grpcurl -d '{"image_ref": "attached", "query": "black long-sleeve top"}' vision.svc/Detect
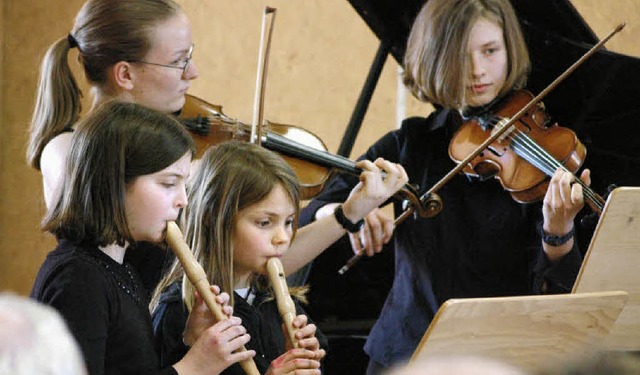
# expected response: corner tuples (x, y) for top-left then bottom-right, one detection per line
(152, 282), (328, 374)
(30, 239), (177, 375)
(299, 108), (584, 367)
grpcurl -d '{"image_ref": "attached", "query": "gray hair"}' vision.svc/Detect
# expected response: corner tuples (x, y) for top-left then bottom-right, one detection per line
(0, 293), (87, 375)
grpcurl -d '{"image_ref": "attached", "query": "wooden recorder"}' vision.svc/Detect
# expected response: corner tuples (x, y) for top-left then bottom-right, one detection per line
(165, 221), (259, 375)
(266, 257), (299, 348)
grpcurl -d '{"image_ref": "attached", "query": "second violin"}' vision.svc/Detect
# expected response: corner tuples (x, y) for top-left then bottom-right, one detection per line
(178, 94), (433, 215)
(179, 94), (330, 198)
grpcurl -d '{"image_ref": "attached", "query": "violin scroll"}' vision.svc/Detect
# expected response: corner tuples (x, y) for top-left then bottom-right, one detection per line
(399, 185), (442, 219)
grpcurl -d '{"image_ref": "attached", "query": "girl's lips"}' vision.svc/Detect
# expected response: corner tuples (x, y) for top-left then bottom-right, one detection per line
(471, 84), (490, 93)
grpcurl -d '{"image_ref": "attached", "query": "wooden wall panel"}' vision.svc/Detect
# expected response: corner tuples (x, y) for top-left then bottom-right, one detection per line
(0, 0), (86, 295)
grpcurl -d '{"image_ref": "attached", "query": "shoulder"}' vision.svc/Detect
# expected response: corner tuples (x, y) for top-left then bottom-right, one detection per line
(151, 282), (189, 336)
(152, 283), (187, 330)
(34, 242), (114, 294)
(362, 118), (426, 161)
(32, 242), (114, 314)
(377, 108), (451, 148)
(399, 108), (453, 135)
(40, 131), (74, 172)
(40, 131), (74, 206)
(156, 282), (184, 309)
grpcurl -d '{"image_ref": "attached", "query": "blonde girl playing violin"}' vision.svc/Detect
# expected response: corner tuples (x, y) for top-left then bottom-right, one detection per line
(151, 141), (405, 374)
(301, 0), (592, 372)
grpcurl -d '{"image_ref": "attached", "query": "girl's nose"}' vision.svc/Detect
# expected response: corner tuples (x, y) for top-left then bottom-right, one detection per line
(183, 60), (199, 80)
(272, 226), (291, 245)
(470, 53), (485, 78)
(175, 185), (188, 209)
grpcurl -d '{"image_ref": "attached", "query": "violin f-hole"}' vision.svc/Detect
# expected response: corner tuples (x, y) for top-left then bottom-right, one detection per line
(486, 144), (507, 157)
(473, 160), (500, 181)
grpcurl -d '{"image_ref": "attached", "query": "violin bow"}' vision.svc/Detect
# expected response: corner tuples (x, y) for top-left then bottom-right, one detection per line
(251, 6), (277, 145)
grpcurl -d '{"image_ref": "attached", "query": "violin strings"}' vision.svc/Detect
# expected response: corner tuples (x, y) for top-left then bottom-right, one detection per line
(505, 123), (602, 209)
(512, 131), (603, 210)
(486, 117), (559, 174)
(507, 129), (601, 205)
(486, 117), (603, 210)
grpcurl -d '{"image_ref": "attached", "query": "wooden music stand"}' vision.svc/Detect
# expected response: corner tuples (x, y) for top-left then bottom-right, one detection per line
(573, 186), (640, 351)
(410, 291), (628, 372)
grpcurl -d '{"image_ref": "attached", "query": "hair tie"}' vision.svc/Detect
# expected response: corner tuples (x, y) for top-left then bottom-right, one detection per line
(67, 33), (78, 49)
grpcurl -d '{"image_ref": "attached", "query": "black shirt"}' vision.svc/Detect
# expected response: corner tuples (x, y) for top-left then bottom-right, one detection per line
(152, 282), (328, 374)
(31, 239), (177, 375)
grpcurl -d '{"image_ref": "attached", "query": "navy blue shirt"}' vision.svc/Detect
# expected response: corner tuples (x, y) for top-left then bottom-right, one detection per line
(300, 109), (584, 367)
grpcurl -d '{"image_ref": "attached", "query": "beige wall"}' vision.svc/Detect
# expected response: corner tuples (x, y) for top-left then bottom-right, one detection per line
(1, 0), (639, 295)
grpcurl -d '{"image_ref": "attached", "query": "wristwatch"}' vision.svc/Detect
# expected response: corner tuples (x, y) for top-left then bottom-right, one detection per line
(334, 205), (365, 233)
(542, 227), (575, 247)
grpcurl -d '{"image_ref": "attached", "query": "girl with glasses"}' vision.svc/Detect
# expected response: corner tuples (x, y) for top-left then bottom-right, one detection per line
(27, 0), (408, 293)
(28, 0), (198, 209)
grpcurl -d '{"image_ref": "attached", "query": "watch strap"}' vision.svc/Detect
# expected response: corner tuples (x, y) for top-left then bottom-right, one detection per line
(334, 205), (365, 233)
(542, 227), (575, 247)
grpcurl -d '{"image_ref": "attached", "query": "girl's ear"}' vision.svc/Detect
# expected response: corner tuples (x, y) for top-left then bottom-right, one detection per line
(111, 61), (135, 91)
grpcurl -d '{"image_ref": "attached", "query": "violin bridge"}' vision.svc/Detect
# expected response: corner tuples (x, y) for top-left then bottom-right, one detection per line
(490, 117), (515, 143)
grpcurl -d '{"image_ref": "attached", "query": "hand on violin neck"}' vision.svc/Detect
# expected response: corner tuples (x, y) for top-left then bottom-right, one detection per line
(542, 168), (591, 235)
(343, 158), (408, 220)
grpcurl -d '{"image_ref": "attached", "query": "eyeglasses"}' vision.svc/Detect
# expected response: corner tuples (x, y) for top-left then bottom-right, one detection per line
(130, 44), (194, 74)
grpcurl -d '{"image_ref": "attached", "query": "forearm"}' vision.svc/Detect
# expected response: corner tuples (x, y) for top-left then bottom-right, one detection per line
(282, 206), (346, 274)
(535, 241), (582, 293)
(285, 151), (407, 274)
(542, 238), (574, 263)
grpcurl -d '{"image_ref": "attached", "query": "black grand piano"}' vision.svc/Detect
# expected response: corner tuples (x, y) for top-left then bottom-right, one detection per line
(302, 1), (640, 373)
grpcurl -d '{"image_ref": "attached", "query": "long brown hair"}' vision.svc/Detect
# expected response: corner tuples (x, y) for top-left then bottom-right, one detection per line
(403, 0), (530, 110)
(43, 101), (194, 247)
(27, 0), (182, 170)
(151, 142), (303, 312)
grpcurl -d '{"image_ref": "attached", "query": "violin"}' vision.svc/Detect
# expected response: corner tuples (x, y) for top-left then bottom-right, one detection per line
(449, 89), (606, 213)
(180, 94), (329, 198)
(178, 94), (433, 214)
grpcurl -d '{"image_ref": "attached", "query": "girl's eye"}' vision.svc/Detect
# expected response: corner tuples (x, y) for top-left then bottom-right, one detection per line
(484, 45), (501, 56)
(162, 181), (177, 188)
(285, 218), (294, 227)
(172, 54), (191, 67)
(257, 220), (270, 227)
